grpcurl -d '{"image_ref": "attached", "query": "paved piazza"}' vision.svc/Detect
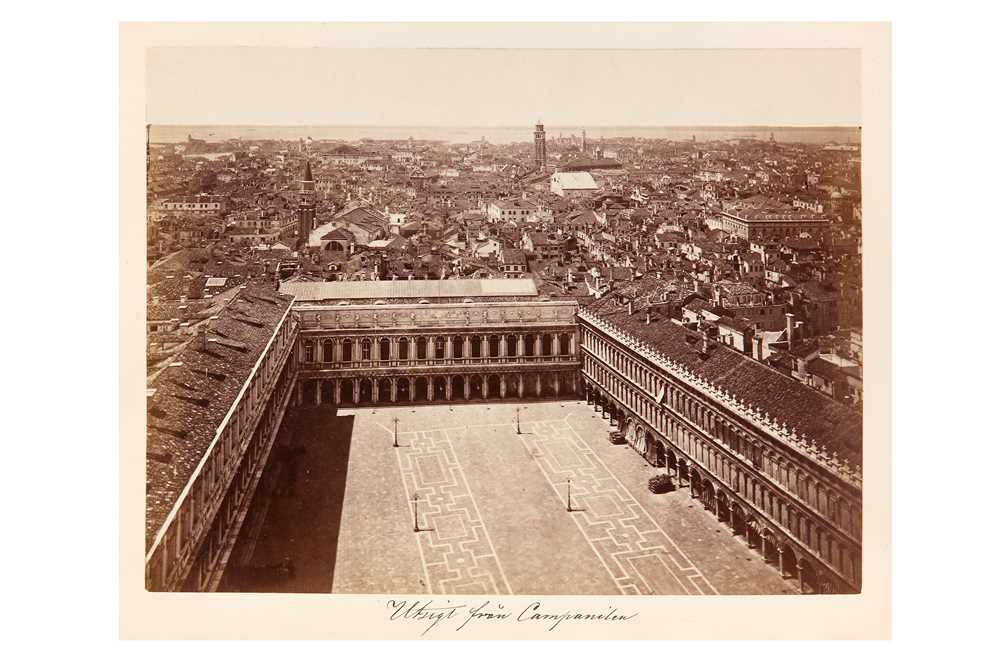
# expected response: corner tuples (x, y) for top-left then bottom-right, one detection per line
(236, 400), (796, 595)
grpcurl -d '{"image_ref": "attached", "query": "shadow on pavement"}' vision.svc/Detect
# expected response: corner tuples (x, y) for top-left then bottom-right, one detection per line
(222, 406), (354, 593)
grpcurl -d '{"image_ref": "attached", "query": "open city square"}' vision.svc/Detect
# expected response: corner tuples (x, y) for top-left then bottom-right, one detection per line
(220, 401), (796, 595)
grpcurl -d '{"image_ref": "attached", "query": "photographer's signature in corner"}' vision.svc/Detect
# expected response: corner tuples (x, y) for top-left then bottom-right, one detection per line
(386, 599), (638, 636)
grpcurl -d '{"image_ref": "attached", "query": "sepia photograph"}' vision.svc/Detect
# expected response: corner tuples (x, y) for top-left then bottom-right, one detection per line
(120, 21), (892, 639)
(12, 2), (1000, 656)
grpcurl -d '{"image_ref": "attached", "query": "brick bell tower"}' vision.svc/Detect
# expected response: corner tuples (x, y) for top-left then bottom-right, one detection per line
(534, 121), (546, 172)
(297, 160), (316, 251)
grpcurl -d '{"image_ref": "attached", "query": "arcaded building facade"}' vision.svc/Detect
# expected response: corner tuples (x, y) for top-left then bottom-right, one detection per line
(577, 291), (862, 593)
(281, 279), (581, 406)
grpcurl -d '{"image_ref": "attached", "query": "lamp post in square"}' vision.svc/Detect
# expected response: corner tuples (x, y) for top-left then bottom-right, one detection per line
(393, 417), (400, 447)
(412, 492), (420, 532)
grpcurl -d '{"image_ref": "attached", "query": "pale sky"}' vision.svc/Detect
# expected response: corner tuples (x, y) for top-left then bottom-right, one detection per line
(146, 47), (860, 127)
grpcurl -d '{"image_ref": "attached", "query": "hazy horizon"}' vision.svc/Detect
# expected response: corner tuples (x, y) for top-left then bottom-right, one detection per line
(149, 123), (861, 146)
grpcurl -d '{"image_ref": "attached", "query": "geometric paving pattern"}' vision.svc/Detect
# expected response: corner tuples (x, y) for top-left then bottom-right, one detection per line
(518, 419), (719, 595)
(394, 429), (512, 595)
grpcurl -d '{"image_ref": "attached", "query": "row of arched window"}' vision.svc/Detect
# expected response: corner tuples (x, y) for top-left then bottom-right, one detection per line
(302, 332), (574, 363)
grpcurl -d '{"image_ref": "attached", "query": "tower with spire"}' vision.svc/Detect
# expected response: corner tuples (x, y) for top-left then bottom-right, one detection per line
(297, 161), (316, 251)
(534, 121), (547, 172)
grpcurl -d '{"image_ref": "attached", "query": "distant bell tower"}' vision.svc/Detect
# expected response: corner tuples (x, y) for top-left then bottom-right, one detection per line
(534, 121), (547, 172)
(297, 160), (316, 250)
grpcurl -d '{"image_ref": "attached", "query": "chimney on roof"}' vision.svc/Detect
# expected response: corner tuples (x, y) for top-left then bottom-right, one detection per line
(627, 300), (633, 316)
(645, 310), (652, 325)
(701, 329), (710, 356)
(713, 284), (722, 307)
(753, 335), (764, 360)
(785, 313), (795, 350)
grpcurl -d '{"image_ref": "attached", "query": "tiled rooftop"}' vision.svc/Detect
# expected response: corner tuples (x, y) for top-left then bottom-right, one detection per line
(583, 288), (862, 466)
(145, 286), (293, 549)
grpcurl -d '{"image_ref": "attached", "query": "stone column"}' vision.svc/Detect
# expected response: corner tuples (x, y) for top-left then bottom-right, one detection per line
(353, 379), (360, 404)
(464, 335), (472, 360)
(517, 375), (525, 398)
(481, 375), (488, 399)
(446, 377), (453, 401)
(796, 562), (805, 592)
(500, 336), (508, 358)
(500, 376), (507, 399)
(778, 546), (785, 577)
(554, 374), (561, 396)
(372, 380), (380, 403)
(391, 378), (398, 403)
(534, 336), (542, 357)
(535, 374), (542, 397)
(463, 376), (471, 400)
(569, 332), (577, 355)
(297, 381), (304, 406)
(314, 381), (322, 405)
(427, 379), (434, 402)
(517, 334), (525, 357)
(334, 380), (341, 405)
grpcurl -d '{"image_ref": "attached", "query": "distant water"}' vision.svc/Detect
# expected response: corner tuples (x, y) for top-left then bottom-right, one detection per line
(149, 125), (860, 146)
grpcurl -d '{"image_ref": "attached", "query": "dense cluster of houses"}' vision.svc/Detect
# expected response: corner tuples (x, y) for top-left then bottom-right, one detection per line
(146, 129), (863, 405)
